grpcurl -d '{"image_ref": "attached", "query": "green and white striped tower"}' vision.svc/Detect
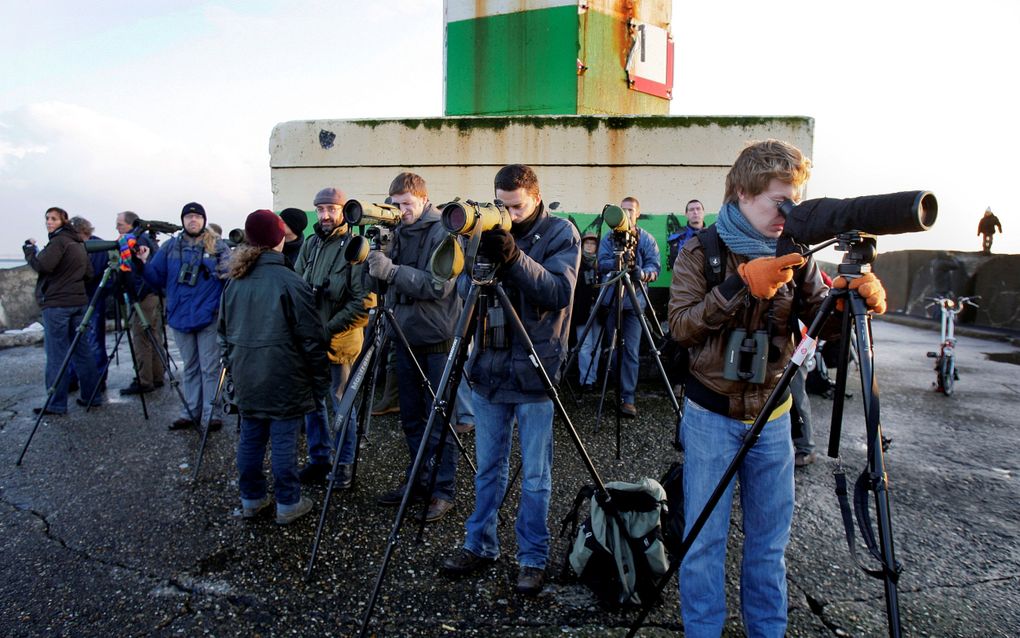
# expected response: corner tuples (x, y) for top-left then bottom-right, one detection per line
(444, 0), (674, 116)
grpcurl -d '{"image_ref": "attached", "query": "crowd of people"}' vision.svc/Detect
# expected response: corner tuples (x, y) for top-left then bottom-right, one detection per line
(23, 141), (890, 637)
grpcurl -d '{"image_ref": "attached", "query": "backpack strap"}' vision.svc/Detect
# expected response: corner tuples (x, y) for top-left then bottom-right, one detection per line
(700, 225), (728, 289)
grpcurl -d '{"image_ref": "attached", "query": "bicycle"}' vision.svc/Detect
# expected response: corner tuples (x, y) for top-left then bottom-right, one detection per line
(925, 295), (979, 396)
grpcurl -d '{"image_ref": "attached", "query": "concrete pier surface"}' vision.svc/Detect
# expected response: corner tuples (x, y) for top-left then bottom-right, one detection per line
(1, 319), (1017, 636)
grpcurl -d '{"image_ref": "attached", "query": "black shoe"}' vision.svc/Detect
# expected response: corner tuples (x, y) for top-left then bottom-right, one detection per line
(120, 382), (154, 396)
(154, 378), (165, 388)
(169, 418), (195, 431)
(33, 407), (66, 416)
(298, 463), (330, 486)
(206, 419), (223, 432)
(376, 484), (425, 507)
(76, 398), (103, 408)
(331, 464), (353, 490)
(441, 549), (495, 576)
(516, 566), (546, 595)
(68, 378), (80, 392)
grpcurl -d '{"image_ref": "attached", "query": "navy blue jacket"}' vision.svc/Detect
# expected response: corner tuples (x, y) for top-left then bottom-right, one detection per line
(460, 205), (580, 403)
(142, 232), (231, 333)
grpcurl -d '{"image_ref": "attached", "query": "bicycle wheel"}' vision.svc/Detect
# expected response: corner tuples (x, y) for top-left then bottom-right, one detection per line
(940, 353), (955, 396)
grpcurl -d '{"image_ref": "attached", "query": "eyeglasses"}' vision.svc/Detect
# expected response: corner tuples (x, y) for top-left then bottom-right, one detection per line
(316, 205), (340, 214)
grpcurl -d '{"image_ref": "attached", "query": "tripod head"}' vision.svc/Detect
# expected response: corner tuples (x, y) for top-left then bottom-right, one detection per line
(833, 231), (878, 279)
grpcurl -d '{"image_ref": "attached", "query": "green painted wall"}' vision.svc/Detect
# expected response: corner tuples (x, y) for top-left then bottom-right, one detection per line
(445, 6), (578, 116)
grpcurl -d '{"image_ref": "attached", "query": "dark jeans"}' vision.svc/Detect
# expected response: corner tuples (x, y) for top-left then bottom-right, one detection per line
(395, 347), (458, 501)
(237, 416), (302, 507)
(42, 305), (101, 412)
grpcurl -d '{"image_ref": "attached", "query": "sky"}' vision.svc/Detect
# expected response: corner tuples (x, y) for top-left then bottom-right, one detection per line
(1, 0), (1017, 258)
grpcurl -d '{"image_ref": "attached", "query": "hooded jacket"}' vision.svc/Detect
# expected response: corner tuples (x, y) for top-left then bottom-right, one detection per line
(294, 223), (372, 365)
(463, 204), (581, 404)
(142, 231), (231, 333)
(24, 225), (93, 309)
(218, 250), (329, 419)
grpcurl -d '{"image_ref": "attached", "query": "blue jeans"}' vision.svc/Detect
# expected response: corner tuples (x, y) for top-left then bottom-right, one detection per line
(464, 391), (554, 569)
(576, 323), (603, 386)
(237, 416), (302, 508)
(42, 306), (101, 412)
(305, 363), (357, 466)
(171, 322), (219, 424)
(395, 348), (458, 500)
(679, 399), (794, 638)
(452, 376), (475, 426)
(605, 309), (642, 403)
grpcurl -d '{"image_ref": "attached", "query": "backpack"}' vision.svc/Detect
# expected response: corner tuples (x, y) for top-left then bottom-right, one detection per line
(559, 478), (670, 608)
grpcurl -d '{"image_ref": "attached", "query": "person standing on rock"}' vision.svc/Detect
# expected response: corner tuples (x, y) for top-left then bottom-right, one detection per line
(977, 207), (1003, 254)
(219, 210), (327, 524)
(440, 164), (580, 596)
(668, 139), (889, 637)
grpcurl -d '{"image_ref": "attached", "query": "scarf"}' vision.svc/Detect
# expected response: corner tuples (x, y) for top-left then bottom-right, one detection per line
(715, 201), (777, 258)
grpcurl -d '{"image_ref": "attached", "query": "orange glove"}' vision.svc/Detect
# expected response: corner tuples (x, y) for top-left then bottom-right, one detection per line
(832, 273), (887, 314)
(737, 254), (806, 300)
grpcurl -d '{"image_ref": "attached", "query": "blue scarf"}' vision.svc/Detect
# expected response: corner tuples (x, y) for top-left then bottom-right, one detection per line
(715, 201), (777, 258)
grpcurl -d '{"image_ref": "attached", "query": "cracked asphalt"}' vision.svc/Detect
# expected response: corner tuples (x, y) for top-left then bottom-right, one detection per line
(1, 318), (1018, 637)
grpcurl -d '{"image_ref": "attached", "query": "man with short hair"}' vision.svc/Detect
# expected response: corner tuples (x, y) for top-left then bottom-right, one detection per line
(363, 172), (462, 523)
(293, 187), (372, 488)
(441, 164), (580, 595)
(668, 139), (887, 636)
(116, 211), (165, 395)
(597, 195), (660, 418)
(138, 202), (231, 431)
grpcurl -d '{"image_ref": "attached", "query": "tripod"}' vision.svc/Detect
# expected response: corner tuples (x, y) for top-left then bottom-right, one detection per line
(304, 298), (480, 580)
(563, 239), (679, 459)
(356, 258), (622, 637)
(627, 233), (902, 638)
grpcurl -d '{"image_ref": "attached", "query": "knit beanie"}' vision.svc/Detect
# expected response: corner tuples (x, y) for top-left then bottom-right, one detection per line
(280, 207), (309, 235)
(245, 209), (285, 249)
(313, 187), (346, 207)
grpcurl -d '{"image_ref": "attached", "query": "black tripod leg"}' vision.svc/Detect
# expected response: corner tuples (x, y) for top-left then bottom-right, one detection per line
(594, 319), (619, 434)
(135, 300), (198, 427)
(120, 299), (150, 420)
(623, 276), (680, 416)
(192, 365), (227, 482)
(625, 293), (841, 638)
(827, 305), (854, 458)
(848, 295), (902, 637)
(357, 285), (480, 638)
(561, 282), (613, 405)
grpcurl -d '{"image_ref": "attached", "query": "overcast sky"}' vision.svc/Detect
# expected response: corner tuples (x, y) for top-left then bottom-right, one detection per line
(1, 0), (1016, 257)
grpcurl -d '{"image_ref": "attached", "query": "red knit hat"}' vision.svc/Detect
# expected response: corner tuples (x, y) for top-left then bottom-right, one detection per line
(245, 209), (285, 248)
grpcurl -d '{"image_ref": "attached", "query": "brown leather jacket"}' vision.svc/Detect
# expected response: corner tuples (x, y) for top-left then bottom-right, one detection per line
(668, 233), (833, 420)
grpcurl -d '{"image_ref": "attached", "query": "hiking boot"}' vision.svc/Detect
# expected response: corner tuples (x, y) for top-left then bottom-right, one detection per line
(169, 418), (195, 431)
(441, 549), (495, 576)
(331, 464), (353, 490)
(275, 496), (314, 525)
(206, 419), (223, 432)
(298, 462), (330, 486)
(241, 495), (273, 520)
(795, 452), (817, 467)
(516, 566), (546, 595)
(415, 498), (454, 523)
(119, 381), (154, 396)
(376, 484), (425, 507)
(620, 402), (638, 418)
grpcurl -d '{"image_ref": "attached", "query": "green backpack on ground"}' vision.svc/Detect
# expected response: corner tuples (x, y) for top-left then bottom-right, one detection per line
(559, 478), (670, 607)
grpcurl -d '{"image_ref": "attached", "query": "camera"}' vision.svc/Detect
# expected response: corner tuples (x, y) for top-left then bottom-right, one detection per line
(343, 199), (402, 264)
(778, 191), (937, 247)
(441, 199), (511, 236)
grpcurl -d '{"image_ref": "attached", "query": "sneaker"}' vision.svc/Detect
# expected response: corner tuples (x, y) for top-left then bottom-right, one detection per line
(298, 462), (330, 486)
(376, 483), (425, 507)
(206, 419), (223, 432)
(331, 464), (353, 490)
(440, 549), (495, 576)
(415, 497), (455, 523)
(119, 381), (154, 396)
(241, 495), (273, 519)
(620, 402), (638, 418)
(33, 406), (66, 416)
(516, 566), (546, 595)
(275, 496), (314, 525)
(169, 418), (195, 431)
(795, 452), (817, 467)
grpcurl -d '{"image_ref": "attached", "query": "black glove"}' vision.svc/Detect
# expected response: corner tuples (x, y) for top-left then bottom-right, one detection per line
(478, 228), (521, 267)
